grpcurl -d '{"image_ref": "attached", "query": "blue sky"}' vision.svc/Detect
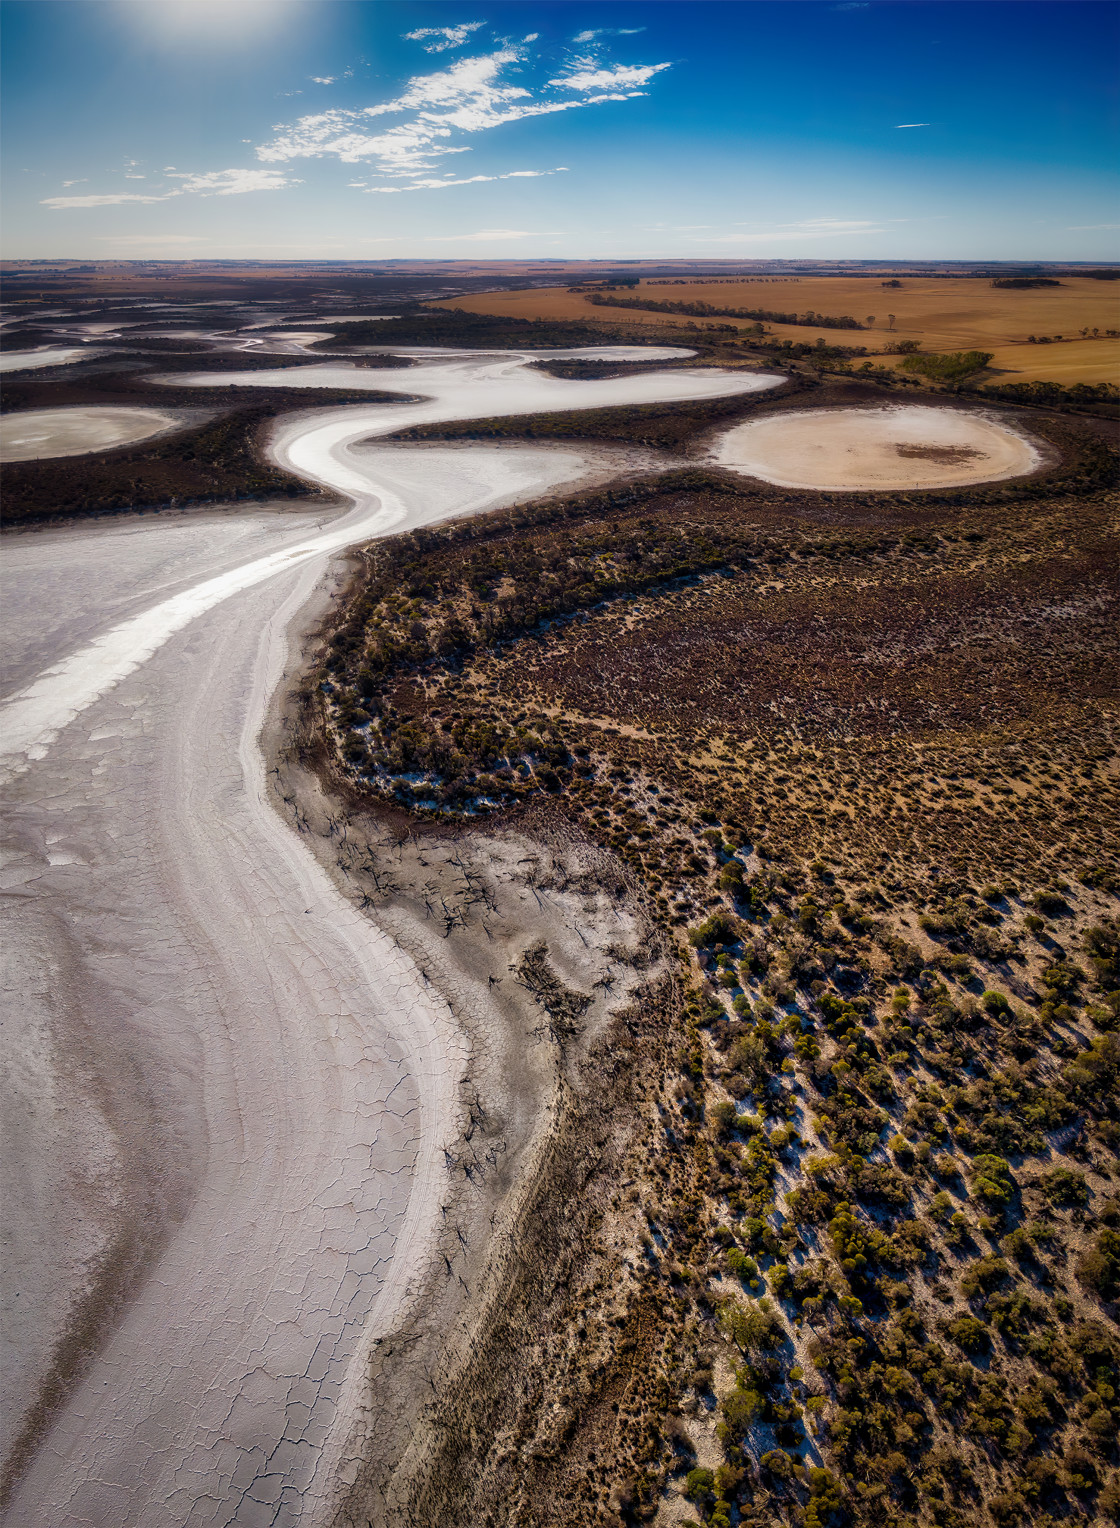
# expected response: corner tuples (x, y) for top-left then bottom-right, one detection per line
(2, 0), (1117, 260)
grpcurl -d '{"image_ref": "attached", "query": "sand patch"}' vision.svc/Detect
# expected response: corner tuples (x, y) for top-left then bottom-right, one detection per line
(0, 407), (183, 463)
(713, 404), (1039, 489)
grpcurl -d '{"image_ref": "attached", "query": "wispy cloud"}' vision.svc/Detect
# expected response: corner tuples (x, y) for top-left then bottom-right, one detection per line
(169, 167), (299, 195)
(61, 178), (88, 187)
(833, 3), (870, 10)
(362, 167), (568, 194)
(43, 192), (170, 208)
(894, 122), (930, 129)
(256, 39), (671, 190)
(550, 63), (669, 93)
(573, 28), (646, 43)
(49, 35), (668, 214)
(310, 75), (335, 84)
(404, 22), (487, 54)
(42, 167), (298, 209)
(1065, 222), (1119, 230)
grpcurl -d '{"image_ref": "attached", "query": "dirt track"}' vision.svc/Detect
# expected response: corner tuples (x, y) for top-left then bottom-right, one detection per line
(0, 352), (774, 1524)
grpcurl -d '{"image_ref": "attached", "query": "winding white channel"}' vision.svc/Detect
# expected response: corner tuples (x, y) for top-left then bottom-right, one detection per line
(1, 351), (778, 1526)
(1, 350), (775, 782)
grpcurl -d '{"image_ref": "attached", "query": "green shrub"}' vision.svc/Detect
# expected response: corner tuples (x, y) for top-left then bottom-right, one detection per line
(711, 1099), (738, 1135)
(726, 1248), (758, 1281)
(1042, 1164), (1089, 1206)
(981, 990), (1012, 1017)
(900, 349), (994, 383)
(759, 1448), (795, 1479)
(722, 1296), (785, 1352)
(684, 1466), (714, 1501)
(969, 1154), (1015, 1210)
(689, 911), (742, 948)
(949, 1315), (991, 1353)
(1076, 1228), (1120, 1300)
(720, 1386), (762, 1434)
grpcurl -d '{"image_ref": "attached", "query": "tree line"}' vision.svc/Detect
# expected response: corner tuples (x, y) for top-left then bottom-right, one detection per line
(585, 293), (866, 329)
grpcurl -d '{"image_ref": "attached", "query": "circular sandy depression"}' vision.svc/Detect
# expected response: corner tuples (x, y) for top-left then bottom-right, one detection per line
(0, 406), (182, 462)
(714, 404), (1039, 490)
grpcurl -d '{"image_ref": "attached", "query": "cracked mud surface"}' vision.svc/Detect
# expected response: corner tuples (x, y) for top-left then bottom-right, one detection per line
(0, 351), (765, 1525)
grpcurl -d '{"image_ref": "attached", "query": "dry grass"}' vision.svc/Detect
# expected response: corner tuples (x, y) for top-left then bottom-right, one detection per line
(430, 277), (1120, 385)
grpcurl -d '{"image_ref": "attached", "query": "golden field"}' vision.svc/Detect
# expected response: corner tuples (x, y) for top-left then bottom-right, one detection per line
(430, 276), (1120, 384)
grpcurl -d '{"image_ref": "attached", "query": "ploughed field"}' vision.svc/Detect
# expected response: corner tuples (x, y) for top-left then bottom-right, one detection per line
(316, 390), (1120, 1528)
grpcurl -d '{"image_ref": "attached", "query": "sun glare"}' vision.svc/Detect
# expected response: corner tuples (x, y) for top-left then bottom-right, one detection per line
(114, 0), (308, 47)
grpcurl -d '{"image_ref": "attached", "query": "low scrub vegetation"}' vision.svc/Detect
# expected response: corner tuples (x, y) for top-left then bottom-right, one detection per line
(317, 389), (1119, 1526)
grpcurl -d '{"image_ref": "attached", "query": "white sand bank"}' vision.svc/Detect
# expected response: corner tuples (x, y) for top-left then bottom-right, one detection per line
(714, 404), (1040, 490)
(0, 406), (183, 462)
(166, 348), (774, 411)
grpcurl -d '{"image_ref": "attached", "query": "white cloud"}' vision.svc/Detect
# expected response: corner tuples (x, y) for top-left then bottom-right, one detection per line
(573, 28), (646, 42)
(310, 75), (335, 84)
(167, 167), (297, 194)
(1066, 222), (1120, 230)
(61, 178), (88, 187)
(256, 40), (671, 188)
(42, 166), (298, 209)
(894, 123), (930, 129)
(404, 22), (486, 54)
(364, 166), (568, 194)
(43, 192), (171, 208)
(424, 228), (550, 241)
(550, 62), (669, 92)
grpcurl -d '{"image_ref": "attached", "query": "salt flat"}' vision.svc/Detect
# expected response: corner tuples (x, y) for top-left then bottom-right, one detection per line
(0, 348), (103, 374)
(0, 406), (184, 463)
(0, 350), (777, 1525)
(714, 403), (1040, 489)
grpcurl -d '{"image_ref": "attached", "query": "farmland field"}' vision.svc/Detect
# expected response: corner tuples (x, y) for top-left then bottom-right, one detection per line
(430, 276), (1120, 384)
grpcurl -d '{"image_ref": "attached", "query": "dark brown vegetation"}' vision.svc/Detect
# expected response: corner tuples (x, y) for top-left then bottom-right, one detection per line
(316, 387), (1120, 1527)
(315, 309), (688, 351)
